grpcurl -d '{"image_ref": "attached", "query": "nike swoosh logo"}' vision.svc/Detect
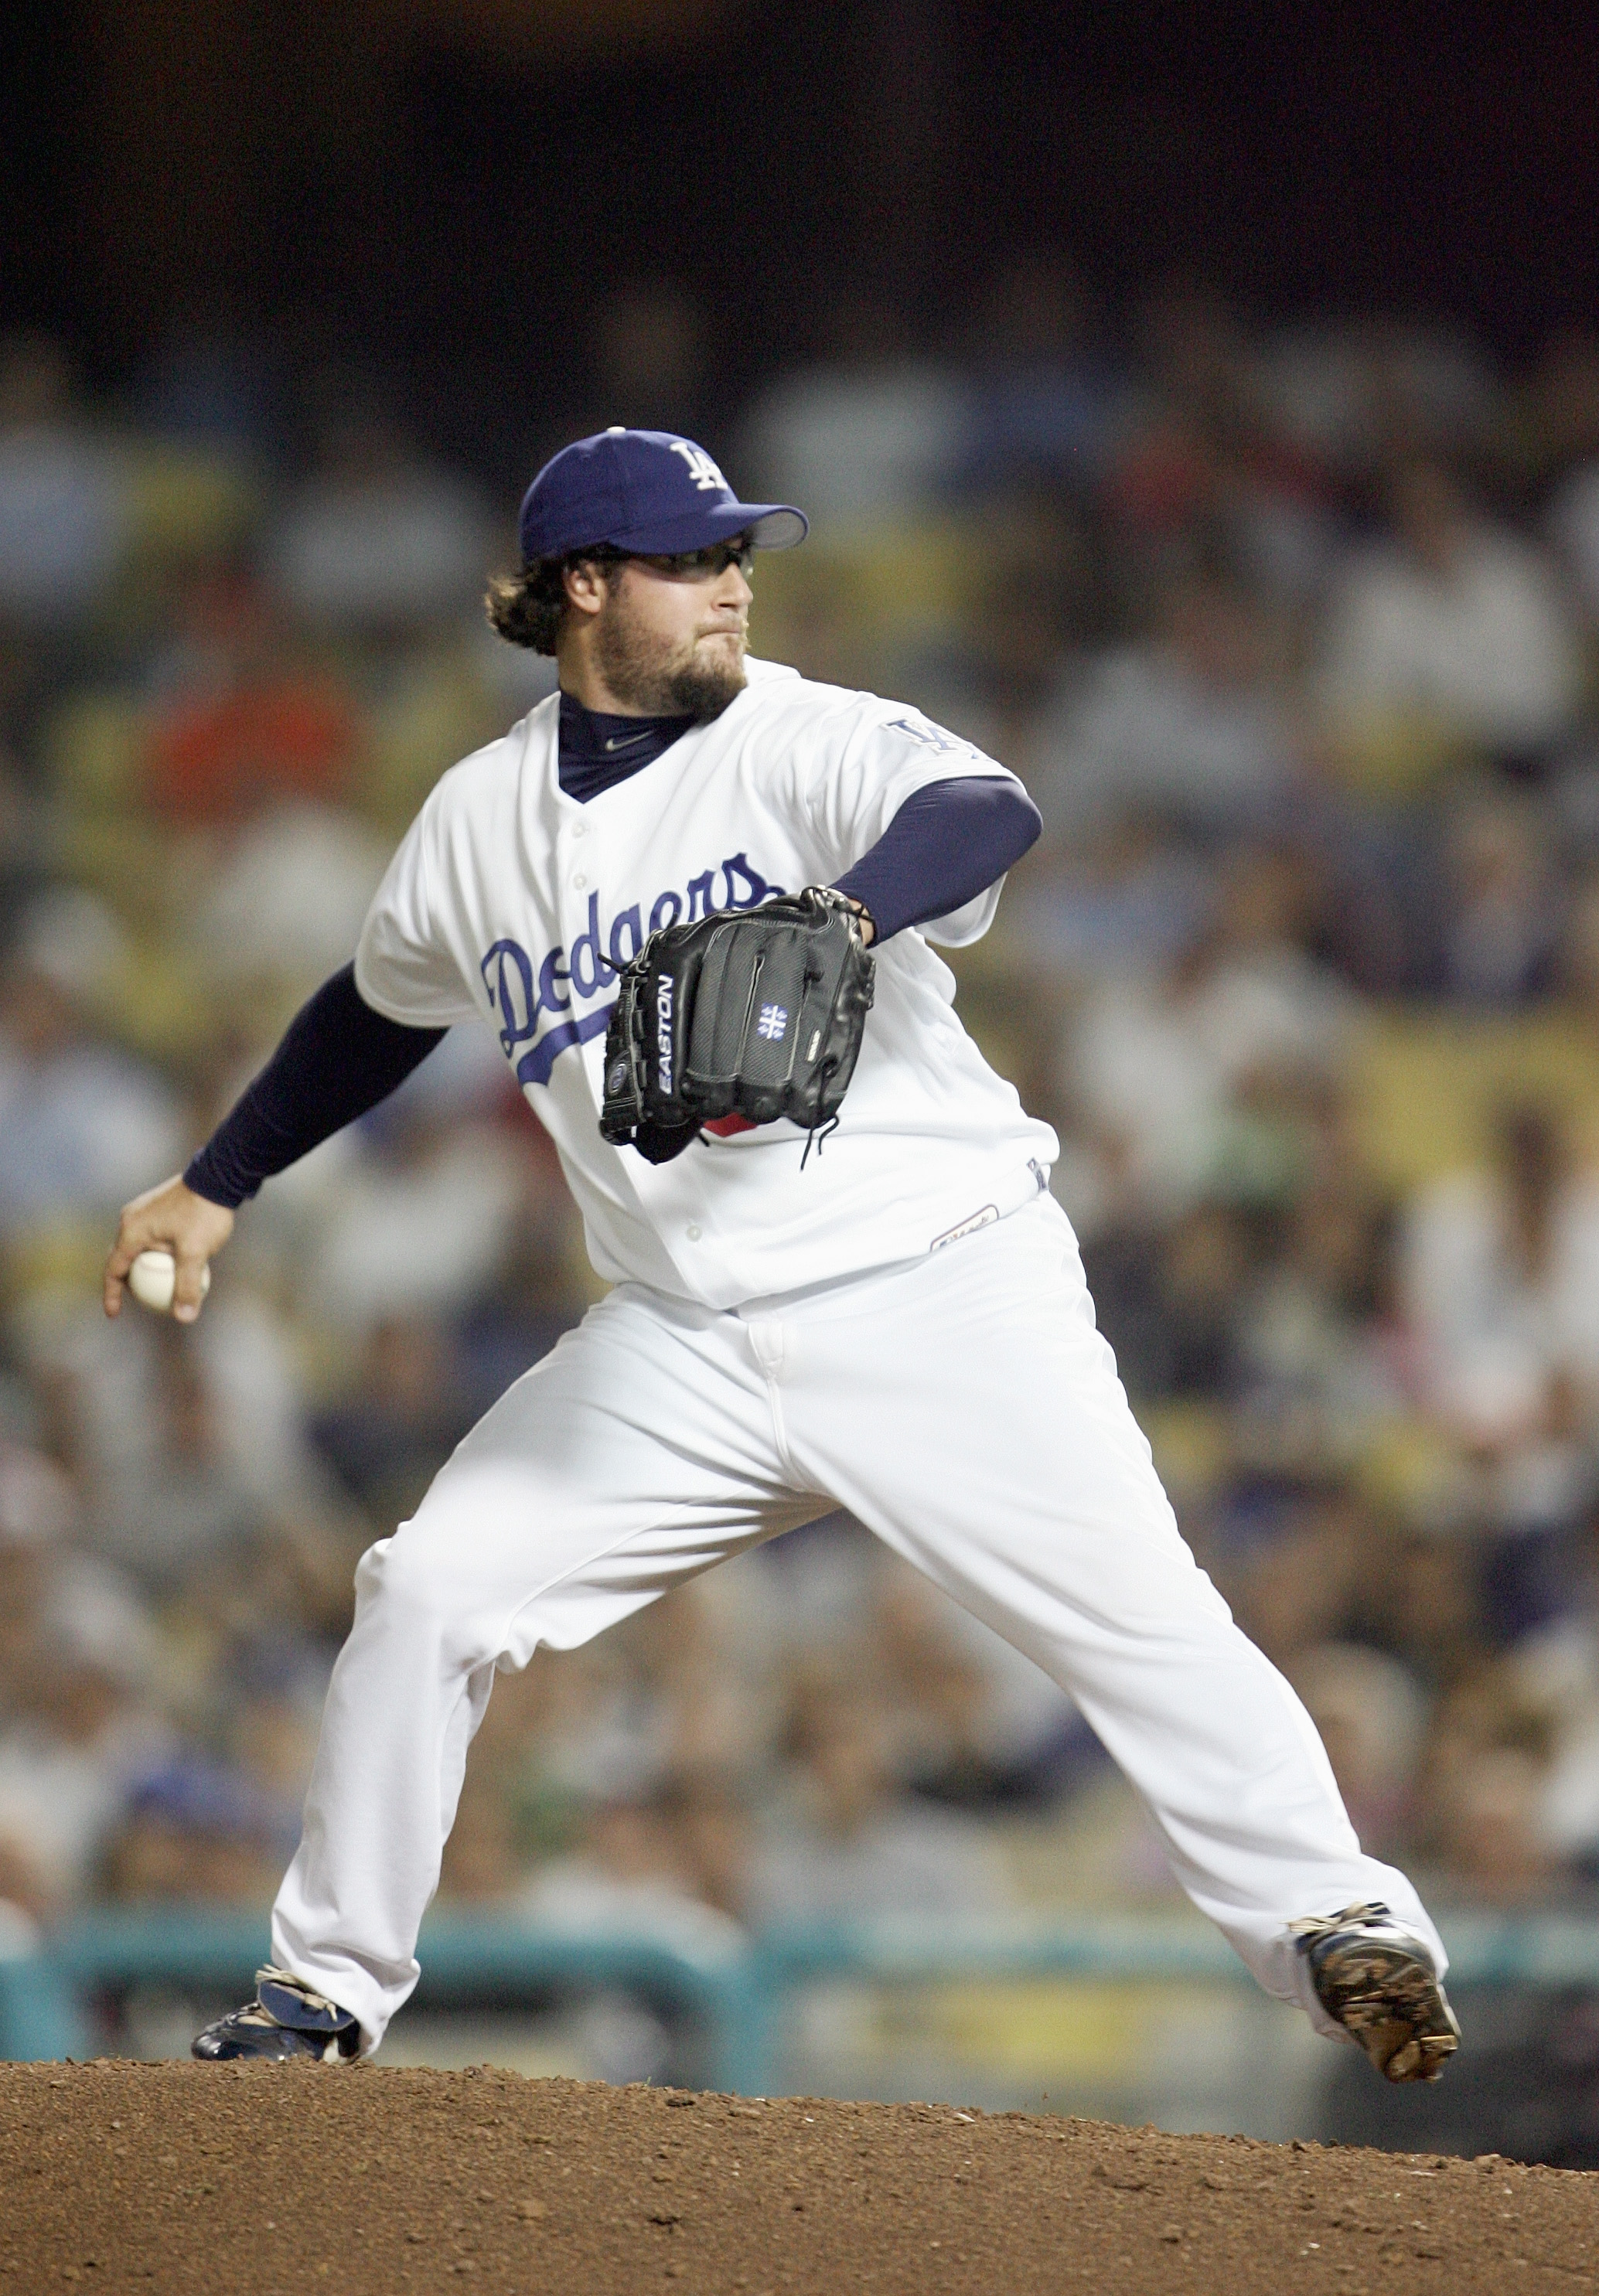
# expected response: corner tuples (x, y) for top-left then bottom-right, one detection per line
(602, 731), (655, 753)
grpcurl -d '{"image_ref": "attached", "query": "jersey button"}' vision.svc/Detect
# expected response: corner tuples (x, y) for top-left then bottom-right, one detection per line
(571, 821), (587, 838)
(573, 872), (588, 889)
(686, 1224), (702, 1242)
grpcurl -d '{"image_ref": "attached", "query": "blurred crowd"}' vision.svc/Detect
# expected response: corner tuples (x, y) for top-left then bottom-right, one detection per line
(7, 257), (1599, 2059)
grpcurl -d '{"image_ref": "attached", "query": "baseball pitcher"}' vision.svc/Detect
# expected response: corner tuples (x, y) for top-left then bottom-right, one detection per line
(104, 428), (1458, 2086)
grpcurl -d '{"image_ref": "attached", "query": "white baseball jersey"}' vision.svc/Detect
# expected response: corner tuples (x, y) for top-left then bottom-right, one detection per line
(354, 657), (1059, 1310)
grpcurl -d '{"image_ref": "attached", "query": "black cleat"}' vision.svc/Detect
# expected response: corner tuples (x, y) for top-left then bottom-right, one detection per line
(1290, 1902), (1460, 2083)
(192, 1964), (360, 2064)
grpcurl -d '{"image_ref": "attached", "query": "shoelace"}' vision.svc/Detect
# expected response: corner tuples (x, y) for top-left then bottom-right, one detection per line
(257, 1965), (353, 2026)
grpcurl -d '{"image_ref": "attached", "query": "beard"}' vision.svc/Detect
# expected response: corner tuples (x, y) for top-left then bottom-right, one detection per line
(592, 586), (748, 717)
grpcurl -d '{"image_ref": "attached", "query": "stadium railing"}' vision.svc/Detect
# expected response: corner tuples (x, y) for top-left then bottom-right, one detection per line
(3, 1909), (1596, 2091)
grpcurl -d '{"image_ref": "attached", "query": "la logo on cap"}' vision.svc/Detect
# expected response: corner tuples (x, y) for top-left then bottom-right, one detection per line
(670, 441), (728, 493)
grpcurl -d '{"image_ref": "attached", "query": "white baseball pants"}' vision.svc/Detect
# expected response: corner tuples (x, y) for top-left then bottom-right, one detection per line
(271, 1194), (1442, 2050)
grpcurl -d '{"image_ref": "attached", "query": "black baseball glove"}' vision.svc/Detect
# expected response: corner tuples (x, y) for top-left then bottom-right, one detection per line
(598, 885), (875, 1165)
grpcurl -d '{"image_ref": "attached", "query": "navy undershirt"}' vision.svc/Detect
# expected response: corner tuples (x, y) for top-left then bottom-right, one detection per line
(833, 776), (1038, 938)
(557, 690), (697, 801)
(185, 694), (1040, 1208)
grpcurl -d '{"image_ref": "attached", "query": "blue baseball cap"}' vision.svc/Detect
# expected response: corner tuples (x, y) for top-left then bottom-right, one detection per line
(518, 428), (807, 564)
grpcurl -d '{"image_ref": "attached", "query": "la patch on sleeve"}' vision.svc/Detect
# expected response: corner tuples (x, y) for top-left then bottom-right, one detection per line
(885, 714), (970, 755)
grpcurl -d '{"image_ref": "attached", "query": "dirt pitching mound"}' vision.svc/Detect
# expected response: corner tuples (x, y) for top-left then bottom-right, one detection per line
(1, 2062), (1594, 2292)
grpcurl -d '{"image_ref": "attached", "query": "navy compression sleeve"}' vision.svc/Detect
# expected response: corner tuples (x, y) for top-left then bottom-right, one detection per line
(184, 964), (447, 1208)
(833, 775), (1041, 943)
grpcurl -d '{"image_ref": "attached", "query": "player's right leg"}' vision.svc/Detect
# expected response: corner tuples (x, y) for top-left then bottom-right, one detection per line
(196, 1283), (818, 2061)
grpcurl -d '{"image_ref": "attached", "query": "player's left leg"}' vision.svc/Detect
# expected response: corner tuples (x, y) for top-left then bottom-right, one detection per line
(764, 1194), (1452, 2070)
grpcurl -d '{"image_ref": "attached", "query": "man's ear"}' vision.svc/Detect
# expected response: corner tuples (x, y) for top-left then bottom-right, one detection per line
(564, 559), (613, 620)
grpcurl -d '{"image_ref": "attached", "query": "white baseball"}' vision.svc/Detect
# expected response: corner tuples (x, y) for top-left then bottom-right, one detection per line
(126, 1249), (211, 1315)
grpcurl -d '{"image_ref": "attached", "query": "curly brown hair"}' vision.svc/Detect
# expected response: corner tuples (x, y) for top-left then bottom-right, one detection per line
(484, 548), (626, 656)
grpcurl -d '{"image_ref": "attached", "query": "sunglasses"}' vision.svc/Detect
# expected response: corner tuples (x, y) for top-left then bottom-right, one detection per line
(632, 537), (756, 581)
